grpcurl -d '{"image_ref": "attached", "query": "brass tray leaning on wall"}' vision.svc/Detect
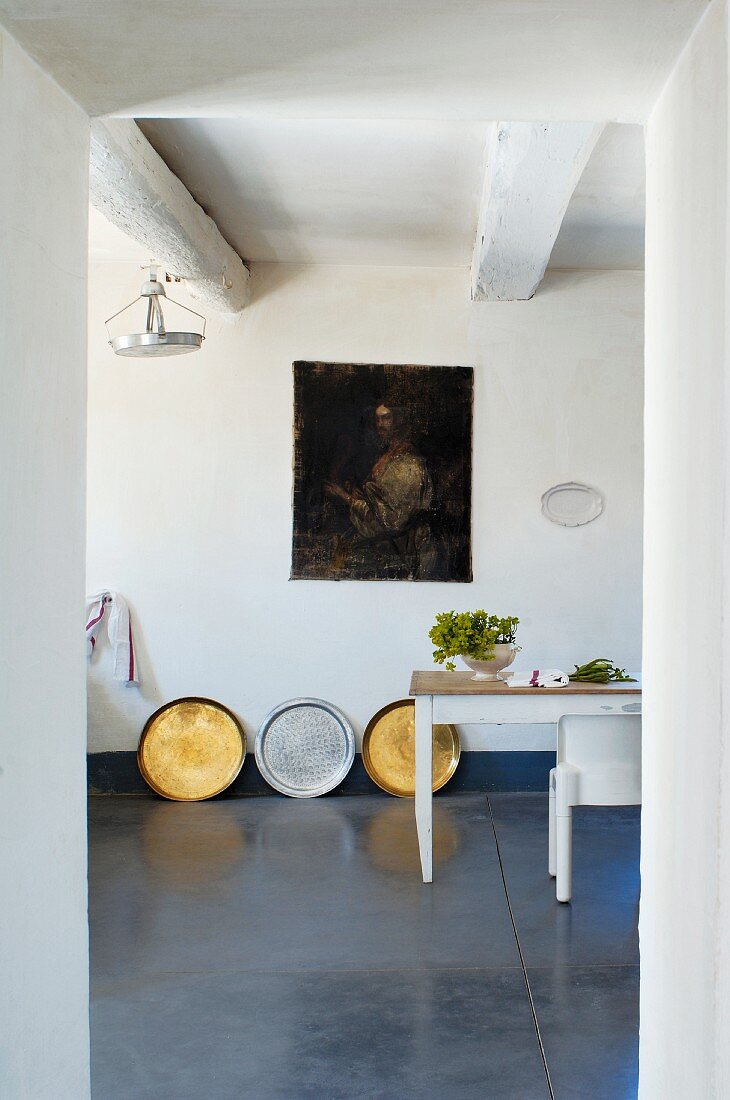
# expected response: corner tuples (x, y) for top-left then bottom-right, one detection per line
(362, 699), (460, 797)
(138, 697), (246, 801)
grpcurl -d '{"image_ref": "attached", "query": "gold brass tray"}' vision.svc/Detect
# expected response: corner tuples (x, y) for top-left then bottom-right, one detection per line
(138, 697), (246, 801)
(362, 699), (460, 797)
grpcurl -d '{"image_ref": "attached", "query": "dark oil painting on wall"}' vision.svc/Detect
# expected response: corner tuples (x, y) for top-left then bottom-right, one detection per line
(291, 362), (473, 581)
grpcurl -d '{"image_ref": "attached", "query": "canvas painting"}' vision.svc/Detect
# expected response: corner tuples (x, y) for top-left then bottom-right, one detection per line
(291, 362), (473, 581)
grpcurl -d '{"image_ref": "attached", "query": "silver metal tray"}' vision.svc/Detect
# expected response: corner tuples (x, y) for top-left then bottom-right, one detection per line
(255, 698), (355, 797)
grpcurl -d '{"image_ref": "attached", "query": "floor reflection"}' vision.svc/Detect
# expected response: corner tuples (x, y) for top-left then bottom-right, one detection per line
(142, 801), (247, 891)
(365, 800), (459, 873)
(254, 798), (356, 863)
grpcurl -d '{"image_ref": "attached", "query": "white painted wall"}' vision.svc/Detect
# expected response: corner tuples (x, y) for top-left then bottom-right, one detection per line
(641, 1), (730, 1095)
(87, 263), (643, 754)
(0, 30), (90, 1100)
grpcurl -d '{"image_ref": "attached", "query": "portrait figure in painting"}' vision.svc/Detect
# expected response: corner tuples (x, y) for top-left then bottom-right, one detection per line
(292, 363), (472, 582)
(323, 397), (437, 578)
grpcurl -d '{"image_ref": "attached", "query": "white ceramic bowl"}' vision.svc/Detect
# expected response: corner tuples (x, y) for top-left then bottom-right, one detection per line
(461, 644), (519, 681)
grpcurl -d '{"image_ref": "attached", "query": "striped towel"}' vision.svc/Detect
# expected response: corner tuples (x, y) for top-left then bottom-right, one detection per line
(86, 590), (138, 684)
(506, 668), (568, 688)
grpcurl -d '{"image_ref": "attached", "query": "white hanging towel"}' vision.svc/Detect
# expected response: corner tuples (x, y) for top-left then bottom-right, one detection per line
(85, 590), (138, 684)
(506, 668), (568, 688)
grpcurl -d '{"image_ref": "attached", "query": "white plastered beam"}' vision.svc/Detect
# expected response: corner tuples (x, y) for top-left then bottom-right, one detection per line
(90, 118), (250, 314)
(471, 121), (603, 302)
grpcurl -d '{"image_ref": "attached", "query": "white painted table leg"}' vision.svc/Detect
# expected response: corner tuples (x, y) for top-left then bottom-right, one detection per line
(415, 694), (433, 883)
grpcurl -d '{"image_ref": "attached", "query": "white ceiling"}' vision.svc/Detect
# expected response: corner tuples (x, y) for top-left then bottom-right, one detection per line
(57, 0), (661, 272)
(87, 119), (645, 271)
(137, 119), (487, 267)
(551, 123), (645, 270)
(0, 1), (705, 122)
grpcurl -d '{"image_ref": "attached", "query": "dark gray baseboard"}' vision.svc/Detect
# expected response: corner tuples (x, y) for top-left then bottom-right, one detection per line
(88, 750), (555, 796)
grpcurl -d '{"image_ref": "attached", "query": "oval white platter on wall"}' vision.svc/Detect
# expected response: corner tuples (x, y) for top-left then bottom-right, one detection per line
(541, 482), (604, 527)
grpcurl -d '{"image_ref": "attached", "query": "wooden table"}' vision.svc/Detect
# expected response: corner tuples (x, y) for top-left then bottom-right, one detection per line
(409, 671), (642, 883)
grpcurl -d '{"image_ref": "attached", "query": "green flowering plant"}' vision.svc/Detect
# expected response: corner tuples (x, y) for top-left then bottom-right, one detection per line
(429, 610), (520, 672)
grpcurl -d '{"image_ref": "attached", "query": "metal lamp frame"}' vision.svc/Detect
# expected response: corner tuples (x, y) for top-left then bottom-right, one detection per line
(105, 269), (207, 357)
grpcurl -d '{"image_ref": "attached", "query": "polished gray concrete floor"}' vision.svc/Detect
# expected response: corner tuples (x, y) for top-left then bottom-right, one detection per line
(89, 793), (639, 1099)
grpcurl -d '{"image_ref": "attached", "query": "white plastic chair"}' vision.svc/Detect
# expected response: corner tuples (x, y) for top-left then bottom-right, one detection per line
(548, 712), (641, 903)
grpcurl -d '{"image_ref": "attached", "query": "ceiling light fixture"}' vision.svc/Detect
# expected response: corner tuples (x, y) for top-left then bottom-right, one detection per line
(105, 266), (206, 357)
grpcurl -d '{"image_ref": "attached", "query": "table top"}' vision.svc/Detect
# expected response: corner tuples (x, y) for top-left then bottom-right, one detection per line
(409, 671), (642, 696)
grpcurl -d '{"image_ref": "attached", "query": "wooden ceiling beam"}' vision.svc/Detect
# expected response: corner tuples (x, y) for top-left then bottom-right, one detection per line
(90, 119), (250, 314)
(471, 121), (603, 301)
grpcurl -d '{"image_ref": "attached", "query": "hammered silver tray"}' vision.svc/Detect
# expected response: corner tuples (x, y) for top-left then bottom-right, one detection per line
(255, 698), (355, 797)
